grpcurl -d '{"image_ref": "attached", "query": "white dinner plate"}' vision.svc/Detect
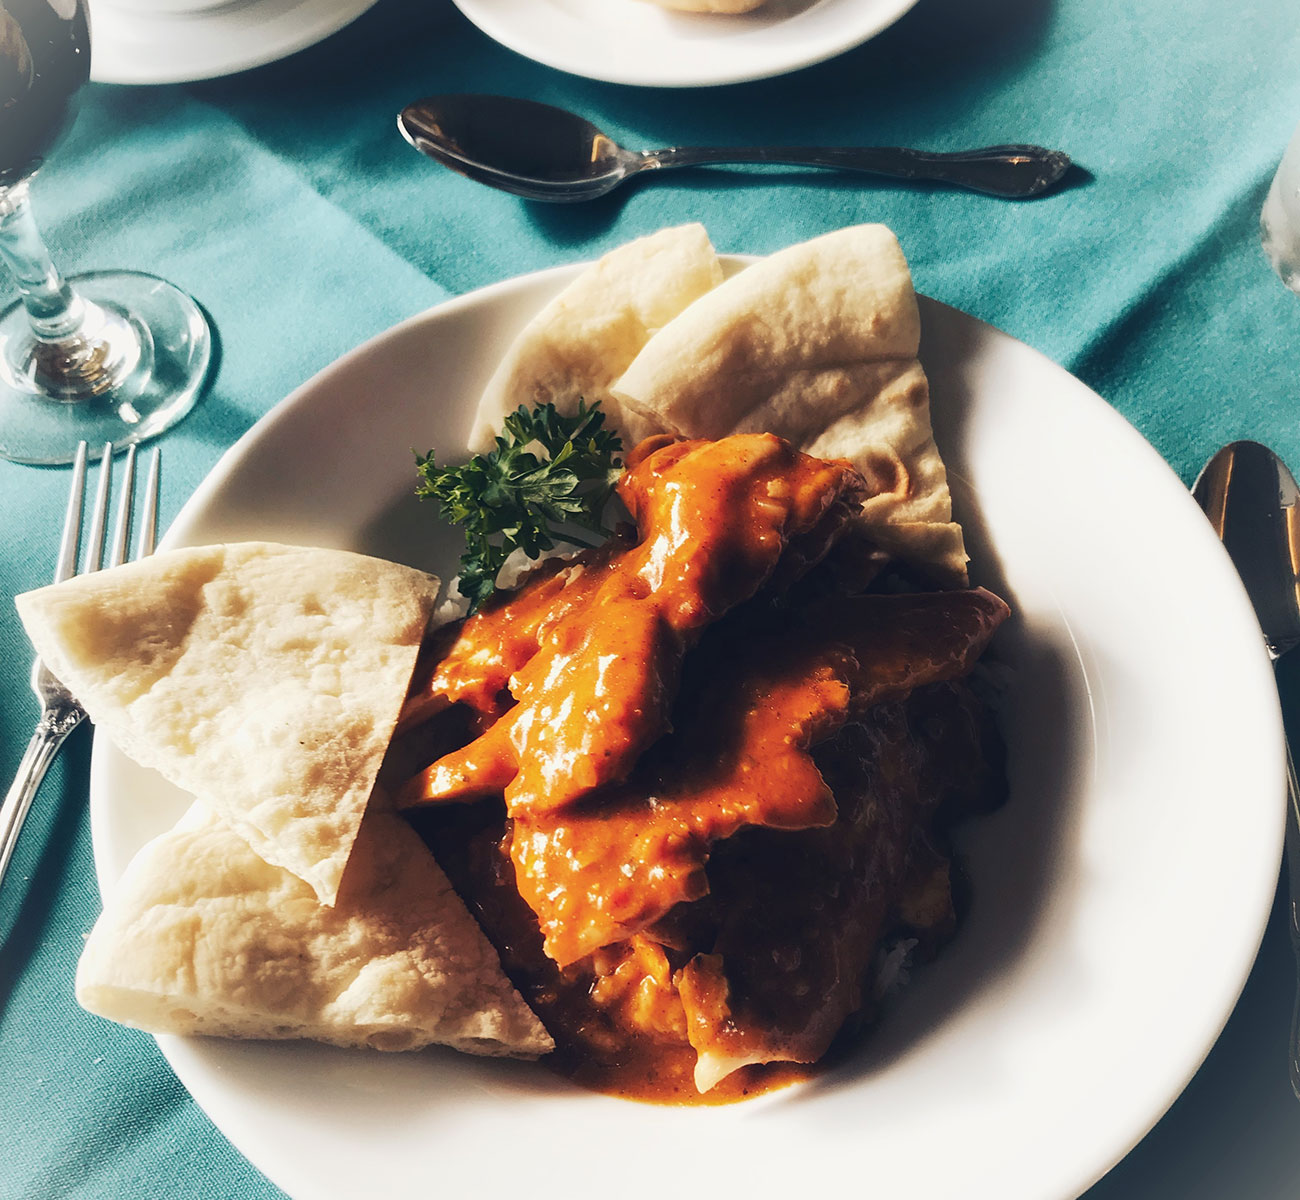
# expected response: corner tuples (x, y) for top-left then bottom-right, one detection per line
(89, 259), (1284, 1200)
(90, 0), (379, 85)
(450, 0), (920, 87)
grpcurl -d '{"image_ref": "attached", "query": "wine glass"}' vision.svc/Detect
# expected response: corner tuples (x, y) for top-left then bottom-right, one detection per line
(0, 0), (211, 465)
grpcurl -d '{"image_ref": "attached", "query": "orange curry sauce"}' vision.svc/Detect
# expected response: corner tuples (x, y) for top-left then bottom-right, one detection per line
(395, 432), (1008, 1104)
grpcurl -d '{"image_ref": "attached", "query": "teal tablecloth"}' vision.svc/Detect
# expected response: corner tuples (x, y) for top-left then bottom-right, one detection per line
(3, 1), (1300, 1196)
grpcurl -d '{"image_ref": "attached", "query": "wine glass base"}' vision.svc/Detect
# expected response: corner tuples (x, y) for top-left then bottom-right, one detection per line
(0, 269), (212, 465)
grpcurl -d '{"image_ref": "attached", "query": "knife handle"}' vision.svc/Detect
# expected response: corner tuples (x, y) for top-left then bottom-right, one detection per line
(1286, 741), (1300, 1100)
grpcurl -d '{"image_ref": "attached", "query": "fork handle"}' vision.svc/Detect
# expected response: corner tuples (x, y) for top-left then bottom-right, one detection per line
(0, 708), (85, 892)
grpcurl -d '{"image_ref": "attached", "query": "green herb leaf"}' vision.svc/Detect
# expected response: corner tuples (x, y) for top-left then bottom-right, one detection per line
(415, 400), (623, 612)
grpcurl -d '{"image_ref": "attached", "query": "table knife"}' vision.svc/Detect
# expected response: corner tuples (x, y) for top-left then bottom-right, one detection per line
(1193, 439), (1300, 1098)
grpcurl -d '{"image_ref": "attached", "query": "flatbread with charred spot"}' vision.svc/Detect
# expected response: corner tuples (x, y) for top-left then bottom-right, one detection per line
(610, 224), (968, 583)
(15, 542), (440, 905)
(76, 802), (553, 1057)
(468, 223), (723, 453)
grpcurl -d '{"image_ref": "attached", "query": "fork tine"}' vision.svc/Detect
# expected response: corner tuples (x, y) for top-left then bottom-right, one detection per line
(84, 441), (114, 574)
(138, 448), (160, 559)
(54, 442), (88, 584)
(108, 444), (137, 569)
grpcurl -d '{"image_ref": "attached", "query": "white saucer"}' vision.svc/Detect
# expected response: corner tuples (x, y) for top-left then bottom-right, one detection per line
(451, 0), (920, 87)
(90, 0), (380, 85)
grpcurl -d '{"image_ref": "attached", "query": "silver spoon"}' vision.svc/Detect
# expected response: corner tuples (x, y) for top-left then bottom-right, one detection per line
(1192, 441), (1300, 1100)
(397, 94), (1072, 203)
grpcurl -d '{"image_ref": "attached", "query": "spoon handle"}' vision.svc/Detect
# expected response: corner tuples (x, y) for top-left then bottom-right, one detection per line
(645, 144), (1071, 199)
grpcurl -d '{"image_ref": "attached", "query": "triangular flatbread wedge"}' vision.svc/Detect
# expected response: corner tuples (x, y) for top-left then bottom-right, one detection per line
(611, 224), (969, 584)
(469, 223), (724, 453)
(15, 542), (440, 905)
(76, 803), (553, 1057)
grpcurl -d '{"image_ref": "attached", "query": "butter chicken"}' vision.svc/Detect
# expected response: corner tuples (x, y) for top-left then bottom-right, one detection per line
(396, 431), (1009, 1102)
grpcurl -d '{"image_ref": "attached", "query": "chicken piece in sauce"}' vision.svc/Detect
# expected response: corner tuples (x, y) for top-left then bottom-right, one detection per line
(509, 587), (1008, 967)
(398, 434), (866, 815)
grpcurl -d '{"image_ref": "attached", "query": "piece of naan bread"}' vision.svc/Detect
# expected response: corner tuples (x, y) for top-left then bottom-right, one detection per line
(469, 223), (724, 453)
(612, 224), (968, 584)
(76, 803), (552, 1057)
(15, 542), (440, 905)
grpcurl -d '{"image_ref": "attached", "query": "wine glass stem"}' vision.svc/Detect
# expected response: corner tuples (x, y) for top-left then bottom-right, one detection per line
(0, 177), (143, 401)
(0, 179), (86, 342)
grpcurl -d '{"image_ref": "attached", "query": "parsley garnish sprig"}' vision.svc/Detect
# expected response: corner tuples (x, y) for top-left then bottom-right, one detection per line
(415, 401), (624, 611)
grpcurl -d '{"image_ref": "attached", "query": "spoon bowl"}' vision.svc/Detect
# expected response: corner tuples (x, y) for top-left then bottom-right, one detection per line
(399, 94), (641, 202)
(398, 94), (1073, 203)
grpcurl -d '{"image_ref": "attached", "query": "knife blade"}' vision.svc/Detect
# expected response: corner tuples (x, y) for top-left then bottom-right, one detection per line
(1193, 440), (1300, 1099)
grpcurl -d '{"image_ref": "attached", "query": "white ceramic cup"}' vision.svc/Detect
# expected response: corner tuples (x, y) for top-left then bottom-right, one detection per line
(1262, 120), (1300, 293)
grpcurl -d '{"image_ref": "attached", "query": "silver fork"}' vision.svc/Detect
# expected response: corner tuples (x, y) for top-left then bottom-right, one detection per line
(0, 440), (160, 892)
